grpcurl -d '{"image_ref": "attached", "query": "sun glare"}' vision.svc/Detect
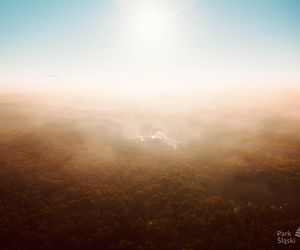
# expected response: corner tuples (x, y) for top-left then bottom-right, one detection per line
(134, 3), (166, 41)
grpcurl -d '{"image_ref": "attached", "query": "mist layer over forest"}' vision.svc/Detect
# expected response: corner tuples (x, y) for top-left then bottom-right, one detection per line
(0, 87), (300, 249)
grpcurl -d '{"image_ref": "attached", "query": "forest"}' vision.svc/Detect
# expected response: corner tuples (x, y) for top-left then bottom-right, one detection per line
(0, 96), (300, 250)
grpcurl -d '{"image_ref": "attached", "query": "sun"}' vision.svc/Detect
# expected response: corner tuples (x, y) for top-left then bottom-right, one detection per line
(134, 3), (166, 41)
(122, 1), (189, 43)
(137, 8), (164, 39)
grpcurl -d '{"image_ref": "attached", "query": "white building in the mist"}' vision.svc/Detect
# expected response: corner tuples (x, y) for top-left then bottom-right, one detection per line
(151, 131), (167, 141)
(130, 130), (178, 150)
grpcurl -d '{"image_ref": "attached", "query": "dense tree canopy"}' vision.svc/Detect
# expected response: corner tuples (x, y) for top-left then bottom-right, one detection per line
(0, 103), (299, 249)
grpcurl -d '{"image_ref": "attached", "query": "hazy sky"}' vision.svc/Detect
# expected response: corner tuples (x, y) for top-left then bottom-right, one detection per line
(0, 0), (299, 91)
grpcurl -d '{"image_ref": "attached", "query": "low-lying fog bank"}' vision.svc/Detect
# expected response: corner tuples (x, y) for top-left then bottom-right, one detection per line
(1, 85), (300, 176)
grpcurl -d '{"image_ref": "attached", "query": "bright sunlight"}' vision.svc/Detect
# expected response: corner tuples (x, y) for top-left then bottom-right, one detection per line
(133, 2), (167, 41)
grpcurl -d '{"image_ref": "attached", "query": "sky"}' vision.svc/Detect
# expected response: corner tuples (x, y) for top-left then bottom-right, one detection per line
(0, 0), (300, 92)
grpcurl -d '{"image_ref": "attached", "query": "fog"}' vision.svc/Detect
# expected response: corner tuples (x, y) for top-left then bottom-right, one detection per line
(1, 85), (300, 167)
